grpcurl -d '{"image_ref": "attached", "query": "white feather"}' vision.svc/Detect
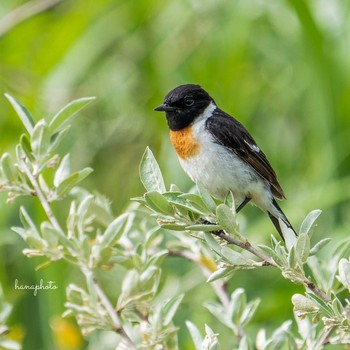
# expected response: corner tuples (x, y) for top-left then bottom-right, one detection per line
(178, 102), (279, 216)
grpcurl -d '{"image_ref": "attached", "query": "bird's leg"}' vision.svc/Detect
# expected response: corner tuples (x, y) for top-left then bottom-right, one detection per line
(236, 197), (251, 213)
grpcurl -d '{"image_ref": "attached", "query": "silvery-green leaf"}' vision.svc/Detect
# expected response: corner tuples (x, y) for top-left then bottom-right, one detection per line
(144, 191), (174, 215)
(291, 294), (319, 312)
(160, 223), (187, 231)
(56, 167), (93, 197)
(296, 233), (310, 264)
(49, 97), (96, 133)
(4, 93), (35, 133)
(31, 119), (50, 161)
(299, 209), (322, 235)
(216, 203), (236, 234)
(0, 338), (21, 350)
(338, 258), (350, 290)
(224, 191), (235, 213)
(19, 207), (40, 238)
(282, 219), (297, 251)
(20, 134), (33, 160)
(204, 232), (222, 255)
(264, 320), (292, 349)
(205, 301), (232, 329)
(179, 193), (211, 214)
(288, 245), (297, 268)
(163, 192), (204, 215)
(309, 238), (331, 256)
(240, 298), (260, 326)
(101, 213), (129, 247)
(54, 154), (71, 187)
(186, 224), (220, 232)
(196, 181), (216, 213)
(207, 267), (235, 283)
(163, 294), (184, 326)
(203, 324), (220, 350)
(221, 246), (253, 266)
(1, 153), (17, 182)
(186, 321), (203, 350)
(40, 222), (59, 247)
(139, 147), (166, 193)
(49, 126), (70, 153)
(169, 183), (180, 192)
(238, 336), (249, 350)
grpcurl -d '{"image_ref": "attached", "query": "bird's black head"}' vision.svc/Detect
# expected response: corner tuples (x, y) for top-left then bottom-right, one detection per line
(154, 84), (214, 131)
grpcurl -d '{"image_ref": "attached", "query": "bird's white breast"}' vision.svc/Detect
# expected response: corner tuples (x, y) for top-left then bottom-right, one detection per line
(178, 102), (273, 211)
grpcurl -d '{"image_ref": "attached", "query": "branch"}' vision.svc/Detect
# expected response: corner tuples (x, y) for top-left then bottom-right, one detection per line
(211, 229), (277, 267)
(21, 157), (63, 233)
(209, 228), (331, 304)
(22, 156), (137, 348)
(92, 278), (137, 349)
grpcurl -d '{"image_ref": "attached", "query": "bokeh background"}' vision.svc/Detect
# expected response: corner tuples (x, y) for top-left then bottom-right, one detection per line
(0, 0), (350, 349)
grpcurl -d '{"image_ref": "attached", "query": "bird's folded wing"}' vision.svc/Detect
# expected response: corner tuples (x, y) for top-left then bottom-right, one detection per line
(206, 110), (285, 200)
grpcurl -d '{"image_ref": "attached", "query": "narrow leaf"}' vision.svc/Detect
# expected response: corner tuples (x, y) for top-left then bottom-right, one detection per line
(186, 321), (203, 350)
(144, 191), (174, 215)
(1, 153), (17, 182)
(54, 154), (71, 187)
(139, 147), (166, 193)
(163, 294), (184, 326)
(299, 209), (322, 235)
(196, 181), (216, 213)
(49, 126), (70, 153)
(207, 267), (235, 282)
(4, 93), (35, 133)
(31, 119), (50, 160)
(56, 168), (93, 197)
(20, 134), (33, 160)
(338, 258), (350, 290)
(309, 238), (331, 256)
(101, 213), (129, 247)
(216, 203), (236, 233)
(49, 97), (96, 133)
(296, 233), (310, 264)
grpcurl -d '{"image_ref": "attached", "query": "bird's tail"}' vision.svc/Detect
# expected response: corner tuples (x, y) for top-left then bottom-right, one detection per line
(267, 199), (296, 241)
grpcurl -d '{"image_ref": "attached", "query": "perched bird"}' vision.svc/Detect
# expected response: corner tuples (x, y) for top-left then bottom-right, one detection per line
(154, 84), (296, 239)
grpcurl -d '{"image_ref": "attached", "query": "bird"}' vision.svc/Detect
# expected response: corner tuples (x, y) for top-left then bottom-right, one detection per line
(154, 84), (296, 239)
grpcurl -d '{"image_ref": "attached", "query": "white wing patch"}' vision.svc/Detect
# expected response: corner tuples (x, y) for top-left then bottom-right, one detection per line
(244, 140), (260, 152)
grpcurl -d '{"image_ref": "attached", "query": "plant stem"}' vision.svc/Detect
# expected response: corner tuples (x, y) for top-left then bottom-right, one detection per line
(92, 277), (137, 349)
(21, 157), (63, 232)
(211, 230), (277, 267)
(22, 156), (137, 348)
(210, 228), (331, 304)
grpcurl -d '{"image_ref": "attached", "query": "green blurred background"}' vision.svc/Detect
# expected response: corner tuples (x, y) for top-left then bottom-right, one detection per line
(0, 0), (350, 349)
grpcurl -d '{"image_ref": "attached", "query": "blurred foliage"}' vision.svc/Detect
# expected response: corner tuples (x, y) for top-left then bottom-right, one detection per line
(0, 0), (349, 349)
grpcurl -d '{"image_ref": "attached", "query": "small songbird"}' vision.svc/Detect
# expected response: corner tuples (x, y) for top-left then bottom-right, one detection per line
(154, 84), (296, 239)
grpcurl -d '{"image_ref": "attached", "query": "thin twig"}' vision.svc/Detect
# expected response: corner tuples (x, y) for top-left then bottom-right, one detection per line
(22, 156), (137, 347)
(209, 227), (331, 304)
(92, 278), (137, 349)
(315, 326), (335, 349)
(304, 280), (331, 303)
(21, 157), (63, 232)
(0, 0), (62, 38)
(211, 230), (277, 267)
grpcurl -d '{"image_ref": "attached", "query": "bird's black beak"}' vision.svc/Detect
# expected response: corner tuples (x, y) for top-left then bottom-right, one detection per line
(154, 104), (177, 112)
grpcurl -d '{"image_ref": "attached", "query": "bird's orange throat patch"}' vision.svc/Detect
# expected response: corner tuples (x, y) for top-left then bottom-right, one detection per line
(170, 126), (200, 160)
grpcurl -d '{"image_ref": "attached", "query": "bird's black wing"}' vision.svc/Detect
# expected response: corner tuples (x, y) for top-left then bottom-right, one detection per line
(206, 109), (285, 200)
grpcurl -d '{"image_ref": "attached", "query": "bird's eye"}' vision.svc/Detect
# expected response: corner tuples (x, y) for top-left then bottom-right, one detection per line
(184, 95), (194, 106)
